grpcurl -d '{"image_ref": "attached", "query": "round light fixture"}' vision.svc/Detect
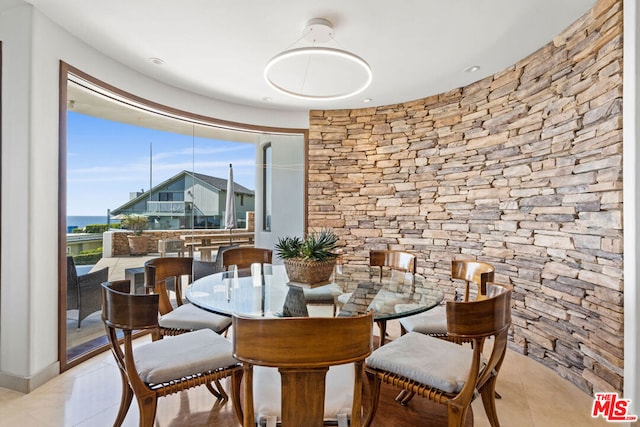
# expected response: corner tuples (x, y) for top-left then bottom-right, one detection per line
(264, 18), (372, 101)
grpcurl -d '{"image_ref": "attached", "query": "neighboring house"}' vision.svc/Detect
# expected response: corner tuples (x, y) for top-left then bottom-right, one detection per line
(111, 170), (255, 230)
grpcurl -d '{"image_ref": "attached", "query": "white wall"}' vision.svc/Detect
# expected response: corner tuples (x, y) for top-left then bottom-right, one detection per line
(0, 1), (307, 392)
(254, 133), (305, 257)
(0, 2), (40, 390)
(623, 0), (640, 416)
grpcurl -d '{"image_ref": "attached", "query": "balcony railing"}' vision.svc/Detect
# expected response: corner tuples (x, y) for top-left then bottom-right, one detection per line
(147, 201), (191, 214)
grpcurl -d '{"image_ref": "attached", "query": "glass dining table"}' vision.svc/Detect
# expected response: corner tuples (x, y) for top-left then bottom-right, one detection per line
(185, 263), (444, 323)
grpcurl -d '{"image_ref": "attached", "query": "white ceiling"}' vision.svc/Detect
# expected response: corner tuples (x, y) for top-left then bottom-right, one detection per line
(28, 0), (595, 112)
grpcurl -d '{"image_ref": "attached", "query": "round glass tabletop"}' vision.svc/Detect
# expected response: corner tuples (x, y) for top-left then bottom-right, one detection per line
(185, 263), (444, 321)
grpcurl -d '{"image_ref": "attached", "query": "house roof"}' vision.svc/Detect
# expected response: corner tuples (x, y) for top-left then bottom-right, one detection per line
(190, 171), (254, 196)
(111, 170), (254, 214)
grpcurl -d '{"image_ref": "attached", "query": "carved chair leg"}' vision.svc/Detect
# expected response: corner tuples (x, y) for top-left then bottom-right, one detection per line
(364, 371), (381, 427)
(400, 323), (408, 336)
(205, 379), (228, 401)
(401, 390), (415, 405)
(480, 376), (501, 427)
(136, 392), (158, 427)
(376, 320), (388, 347)
(231, 369), (244, 424)
(114, 378), (133, 427)
(447, 403), (467, 427)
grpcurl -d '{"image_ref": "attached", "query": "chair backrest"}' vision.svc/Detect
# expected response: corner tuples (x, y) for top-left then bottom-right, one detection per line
(369, 250), (416, 282)
(144, 257), (193, 315)
(221, 247), (272, 272)
(192, 259), (217, 281)
(102, 280), (159, 332)
(101, 280), (161, 413)
(445, 282), (512, 401)
(451, 259), (495, 302)
(66, 256), (79, 309)
(233, 312), (374, 427)
(214, 244), (239, 273)
(193, 245), (240, 280)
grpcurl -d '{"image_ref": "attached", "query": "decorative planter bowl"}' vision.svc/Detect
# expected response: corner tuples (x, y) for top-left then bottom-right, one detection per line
(283, 258), (337, 287)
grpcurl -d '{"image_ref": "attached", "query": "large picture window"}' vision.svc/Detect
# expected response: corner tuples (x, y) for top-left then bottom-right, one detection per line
(59, 63), (306, 370)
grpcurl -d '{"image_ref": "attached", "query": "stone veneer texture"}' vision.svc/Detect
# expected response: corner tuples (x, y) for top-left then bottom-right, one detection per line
(308, 0), (623, 394)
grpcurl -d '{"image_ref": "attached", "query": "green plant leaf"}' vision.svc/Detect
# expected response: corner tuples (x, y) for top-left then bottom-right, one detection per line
(275, 229), (340, 262)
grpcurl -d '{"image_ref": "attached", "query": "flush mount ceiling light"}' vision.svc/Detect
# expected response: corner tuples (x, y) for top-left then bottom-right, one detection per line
(264, 18), (372, 101)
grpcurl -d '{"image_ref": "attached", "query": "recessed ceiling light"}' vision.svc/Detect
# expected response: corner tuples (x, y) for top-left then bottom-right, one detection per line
(464, 65), (480, 73)
(262, 96), (272, 102)
(363, 98), (372, 103)
(149, 57), (165, 65)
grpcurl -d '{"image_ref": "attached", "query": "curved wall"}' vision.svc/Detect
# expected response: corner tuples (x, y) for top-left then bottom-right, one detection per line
(308, 0), (623, 393)
(0, 1), (308, 391)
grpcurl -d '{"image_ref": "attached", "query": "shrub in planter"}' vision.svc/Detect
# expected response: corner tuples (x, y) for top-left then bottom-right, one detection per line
(275, 229), (341, 285)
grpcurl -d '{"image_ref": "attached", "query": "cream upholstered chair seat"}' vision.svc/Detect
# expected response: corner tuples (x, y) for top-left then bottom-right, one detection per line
(395, 304), (447, 335)
(145, 257), (232, 337)
(135, 329), (238, 384)
(366, 332), (484, 394)
(158, 303), (233, 334)
(250, 364), (356, 427)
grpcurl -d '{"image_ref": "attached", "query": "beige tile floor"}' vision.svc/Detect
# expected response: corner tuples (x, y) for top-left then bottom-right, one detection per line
(0, 319), (620, 427)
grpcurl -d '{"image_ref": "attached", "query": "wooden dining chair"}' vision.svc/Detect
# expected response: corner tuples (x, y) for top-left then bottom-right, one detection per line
(369, 249), (416, 282)
(399, 260), (495, 338)
(144, 257), (232, 338)
(369, 250), (416, 346)
(101, 280), (242, 427)
(398, 259), (498, 405)
(221, 247), (273, 275)
(232, 311), (374, 427)
(364, 282), (512, 427)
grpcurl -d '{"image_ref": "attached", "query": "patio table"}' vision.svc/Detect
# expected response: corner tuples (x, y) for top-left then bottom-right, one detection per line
(180, 232), (255, 260)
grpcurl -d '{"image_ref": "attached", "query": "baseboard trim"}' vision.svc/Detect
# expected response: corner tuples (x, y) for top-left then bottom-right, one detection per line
(0, 361), (60, 393)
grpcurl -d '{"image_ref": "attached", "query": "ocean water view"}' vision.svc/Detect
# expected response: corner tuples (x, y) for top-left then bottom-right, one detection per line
(67, 215), (117, 230)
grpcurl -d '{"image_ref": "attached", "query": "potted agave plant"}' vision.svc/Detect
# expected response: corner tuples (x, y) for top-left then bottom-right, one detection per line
(121, 214), (149, 256)
(275, 229), (341, 286)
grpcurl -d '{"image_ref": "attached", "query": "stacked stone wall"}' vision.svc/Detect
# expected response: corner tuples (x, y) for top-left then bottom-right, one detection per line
(308, 0), (623, 394)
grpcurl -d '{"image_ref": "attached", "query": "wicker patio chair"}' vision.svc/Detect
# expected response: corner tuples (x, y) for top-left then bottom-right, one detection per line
(192, 244), (238, 280)
(66, 256), (109, 328)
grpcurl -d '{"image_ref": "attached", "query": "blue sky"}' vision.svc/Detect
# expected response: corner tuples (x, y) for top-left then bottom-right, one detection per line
(67, 112), (256, 216)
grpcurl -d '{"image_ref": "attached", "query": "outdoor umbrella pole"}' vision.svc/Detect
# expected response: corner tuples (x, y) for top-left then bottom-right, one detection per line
(225, 163), (237, 244)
